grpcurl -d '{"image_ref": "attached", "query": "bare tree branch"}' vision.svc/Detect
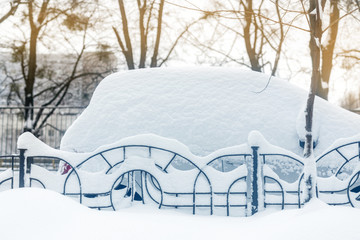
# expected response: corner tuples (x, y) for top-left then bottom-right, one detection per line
(0, 0), (20, 24)
(159, 15), (203, 67)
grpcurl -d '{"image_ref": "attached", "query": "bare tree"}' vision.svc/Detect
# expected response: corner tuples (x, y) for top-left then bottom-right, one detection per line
(313, 0), (359, 100)
(241, 0), (286, 75)
(340, 91), (360, 110)
(303, 0), (322, 203)
(112, 0), (202, 69)
(112, 0), (165, 69)
(188, 0), (287, 76)
(5, 0), (110, 135)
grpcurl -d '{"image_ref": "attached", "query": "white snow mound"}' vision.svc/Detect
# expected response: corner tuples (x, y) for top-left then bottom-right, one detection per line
(1, 188), (360, 240)
(61, 67), (360, 156)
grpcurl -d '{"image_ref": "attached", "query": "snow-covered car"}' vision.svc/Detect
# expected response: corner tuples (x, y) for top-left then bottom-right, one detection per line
(60, 67), (360, 157)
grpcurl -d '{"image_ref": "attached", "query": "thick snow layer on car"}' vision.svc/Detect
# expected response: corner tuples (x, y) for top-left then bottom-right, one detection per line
(1, 188), (360, 240)
(61, 67), (360, 156)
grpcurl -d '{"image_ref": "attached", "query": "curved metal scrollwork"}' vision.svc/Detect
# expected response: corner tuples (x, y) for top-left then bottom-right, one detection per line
(0, 155), (19, 190)
(347, 171), (360, 208)
(226, 176), (247, 216)
(264, 176), (285, 209)
(316, 141), (360, 180)
(17, 134), (360, 216)
(110, 170), (163, 210)
(29, 156), (83, 203)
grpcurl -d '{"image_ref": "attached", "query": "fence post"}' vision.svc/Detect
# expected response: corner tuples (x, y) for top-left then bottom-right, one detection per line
(19, 149), (26, 188)
(26, 157), (33, 187)
(246, 146), (264, 216)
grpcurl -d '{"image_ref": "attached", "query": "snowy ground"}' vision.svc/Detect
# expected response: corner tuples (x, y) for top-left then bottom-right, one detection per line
(1, 188), (360, 240)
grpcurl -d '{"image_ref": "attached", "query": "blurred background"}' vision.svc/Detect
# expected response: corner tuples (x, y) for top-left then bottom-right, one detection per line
(0, 0), (359, 159)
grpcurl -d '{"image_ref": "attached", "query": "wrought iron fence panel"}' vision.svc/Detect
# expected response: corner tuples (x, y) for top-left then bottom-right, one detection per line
(18, 136), (252, 216)
(316, 141), (360, 180)
(0, 155), (19, 191)
(315, 138), (360, 206)
(261, 153), (305, 210)
(7, 131), (360, 217)
(0, 106), (85, 155)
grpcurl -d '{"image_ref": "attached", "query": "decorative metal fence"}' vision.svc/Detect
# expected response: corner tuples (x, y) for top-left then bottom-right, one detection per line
(1, 131), (360, 217)
(0, 106), (85, 170)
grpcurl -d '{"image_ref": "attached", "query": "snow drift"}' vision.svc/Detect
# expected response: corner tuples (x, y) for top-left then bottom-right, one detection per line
(60, 67), (360, 156)
(1, 188), (360, 240)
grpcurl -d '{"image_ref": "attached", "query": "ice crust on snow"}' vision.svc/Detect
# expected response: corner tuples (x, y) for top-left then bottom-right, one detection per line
(60, 67), (360, 157)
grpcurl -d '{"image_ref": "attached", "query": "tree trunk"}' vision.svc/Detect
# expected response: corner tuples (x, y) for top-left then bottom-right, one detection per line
(118, 0), (135, 70)
(150, 0), (164, 68)
(138, 0), (147, 68)
(243, 0), (262, 72)
(23, 0), (50, 132)
(303, 0), (322, 203)
(317, 0), (339, 100)
(24, 16), (40, 132)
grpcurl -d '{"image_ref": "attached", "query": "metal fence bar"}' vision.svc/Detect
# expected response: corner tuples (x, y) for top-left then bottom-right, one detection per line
(19, 149), (25, 188)
(5, 111), (9, 155)
(246, 146), (264, 216)
(0, 111), (3, 155)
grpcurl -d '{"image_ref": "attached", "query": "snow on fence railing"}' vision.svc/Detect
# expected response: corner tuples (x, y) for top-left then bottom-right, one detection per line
(1, 131), (360, 216)
(315, 135), (360, 208)
(15, 132), (253, 216)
